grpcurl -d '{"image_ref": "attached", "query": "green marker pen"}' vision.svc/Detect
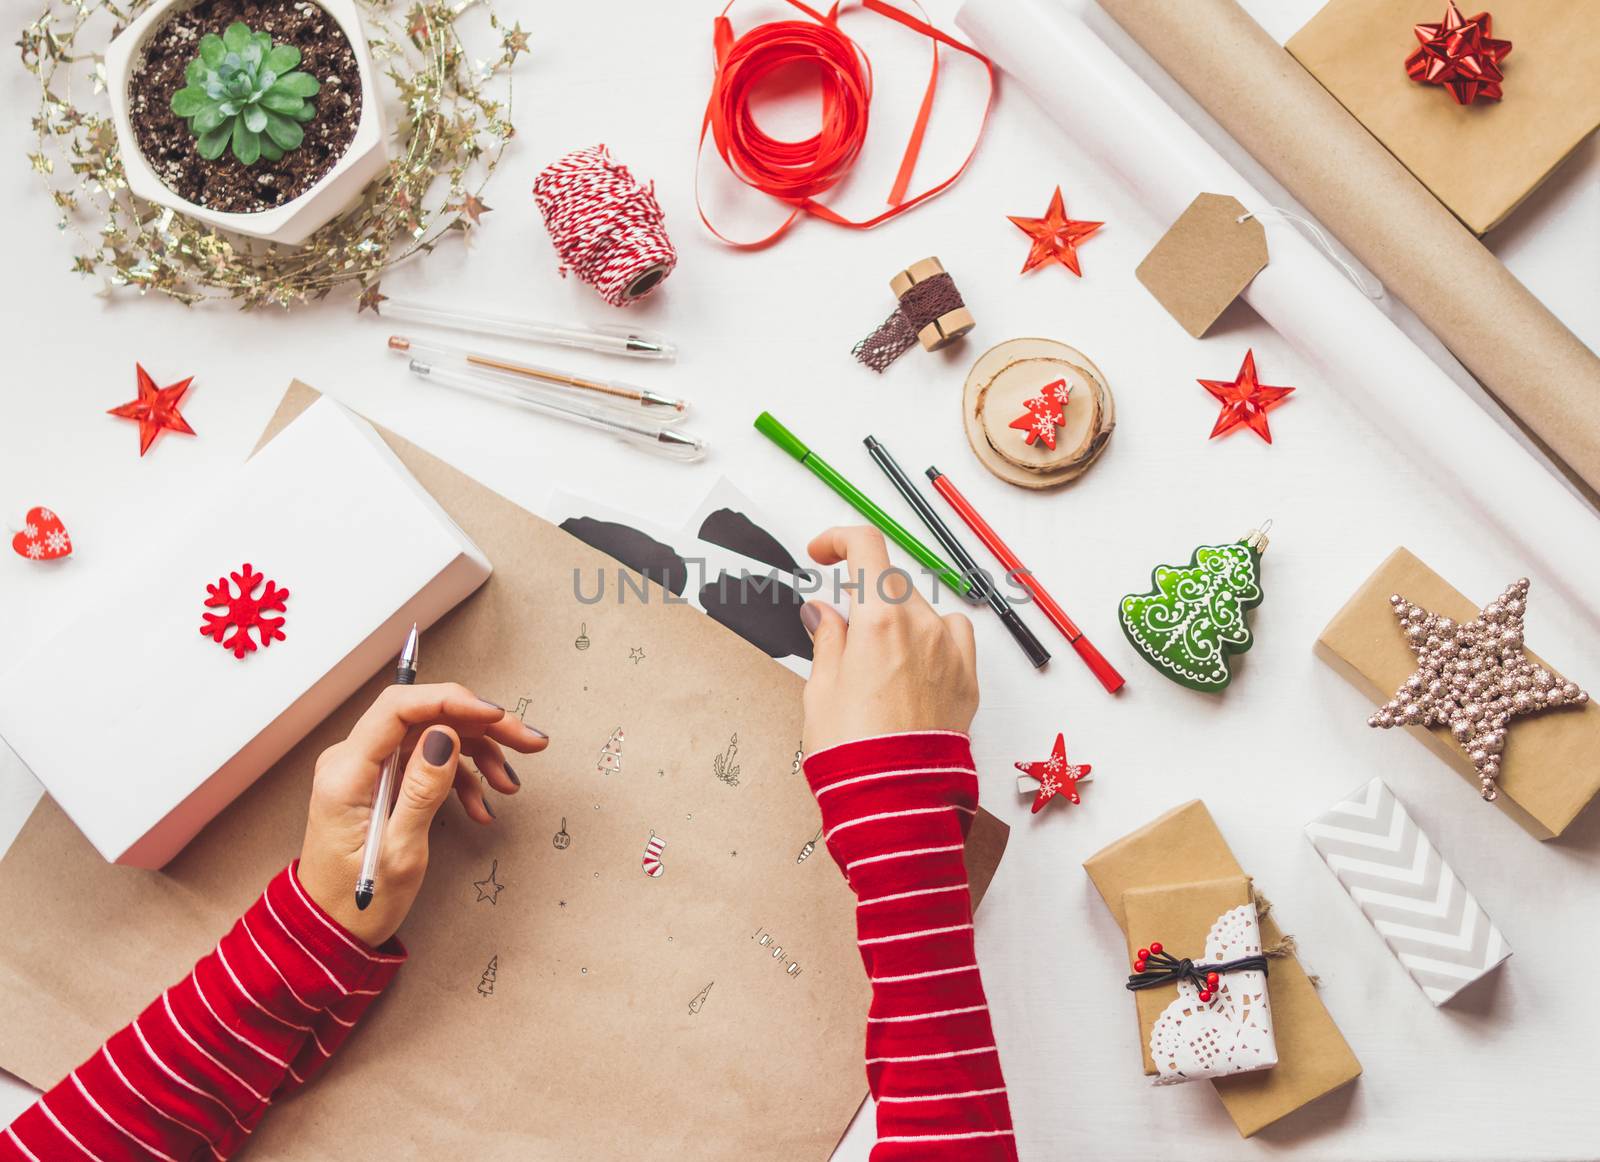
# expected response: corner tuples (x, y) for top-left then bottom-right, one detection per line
(754, 412), (972, 599)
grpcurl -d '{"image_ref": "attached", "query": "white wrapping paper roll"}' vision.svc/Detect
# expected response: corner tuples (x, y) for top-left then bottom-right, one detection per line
(957, 0), (1600, 636)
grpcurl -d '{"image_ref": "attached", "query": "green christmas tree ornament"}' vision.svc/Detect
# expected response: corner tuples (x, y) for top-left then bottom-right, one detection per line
(1117, 524), (1271, 693)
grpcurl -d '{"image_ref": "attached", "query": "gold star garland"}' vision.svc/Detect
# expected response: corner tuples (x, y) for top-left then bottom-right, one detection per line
(19, 0), (520, 310)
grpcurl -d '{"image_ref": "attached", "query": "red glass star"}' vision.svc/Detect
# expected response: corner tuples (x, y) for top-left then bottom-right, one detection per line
(1197, 349), (1294, 443)
(1015, 732), (1091, 815)
(1008, 378), (1071, 449)
(1008, 188), (1103, 277)
(1405, 1), (1511, 105)
(108, 364), (196, 456)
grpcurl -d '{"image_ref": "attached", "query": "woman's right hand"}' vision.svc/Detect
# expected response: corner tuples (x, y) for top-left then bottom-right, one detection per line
(799, 526), (979, 757)
(295, 682), (548, 947)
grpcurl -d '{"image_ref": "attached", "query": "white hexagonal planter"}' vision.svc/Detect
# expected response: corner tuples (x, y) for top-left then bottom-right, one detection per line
(104, 0), (387, 246)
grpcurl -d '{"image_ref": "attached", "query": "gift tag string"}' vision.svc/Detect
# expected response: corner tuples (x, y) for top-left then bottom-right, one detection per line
(1238, 206), (1384, 301)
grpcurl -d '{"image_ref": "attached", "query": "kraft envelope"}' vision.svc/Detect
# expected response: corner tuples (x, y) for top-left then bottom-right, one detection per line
(0, 382), (1009, 1160)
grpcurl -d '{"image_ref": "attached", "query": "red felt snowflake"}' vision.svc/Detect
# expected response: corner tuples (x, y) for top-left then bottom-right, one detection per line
(201, 563), (289, 659)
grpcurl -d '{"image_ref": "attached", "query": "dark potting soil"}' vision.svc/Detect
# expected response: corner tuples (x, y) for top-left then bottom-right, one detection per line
(129, 0), (363, 215)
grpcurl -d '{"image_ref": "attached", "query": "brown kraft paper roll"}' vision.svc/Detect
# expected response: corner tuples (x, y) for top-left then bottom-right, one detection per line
(1097, 0), (1600, 500)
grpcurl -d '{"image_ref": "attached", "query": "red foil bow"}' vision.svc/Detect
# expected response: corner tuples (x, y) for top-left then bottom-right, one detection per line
(1406, 1), (1512, 105)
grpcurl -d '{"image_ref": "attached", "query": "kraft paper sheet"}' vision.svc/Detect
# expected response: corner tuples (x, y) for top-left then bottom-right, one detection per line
(1098, 0), (1600, 502)
(0, 382), (1009, 1160)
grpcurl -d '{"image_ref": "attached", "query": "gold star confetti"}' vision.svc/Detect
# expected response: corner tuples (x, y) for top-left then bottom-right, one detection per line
(451, 192), (491, 225)
(22, 0), (519, 311)
(502, 21), (530, 62)
(357, 283), (388, 314)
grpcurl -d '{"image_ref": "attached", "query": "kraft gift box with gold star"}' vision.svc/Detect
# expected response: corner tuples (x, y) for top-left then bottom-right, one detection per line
(1316, 547), (1600, 839)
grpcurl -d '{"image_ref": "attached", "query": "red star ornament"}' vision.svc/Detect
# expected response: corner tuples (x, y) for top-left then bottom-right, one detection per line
(108, 364), (196, 456)
(1008, 188), (1103, 277)
(1405, 1), (1511, 105)
(1014, 732), (1091, 814)
(1008, 378), (1071, 449)
(1198, 349), (1294, 443)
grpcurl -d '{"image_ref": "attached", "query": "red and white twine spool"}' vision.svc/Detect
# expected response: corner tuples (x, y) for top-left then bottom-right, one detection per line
(532, 145), (677, 307)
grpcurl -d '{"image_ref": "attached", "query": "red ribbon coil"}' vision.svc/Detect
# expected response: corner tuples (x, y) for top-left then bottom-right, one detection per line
(699, 0), (995, 248)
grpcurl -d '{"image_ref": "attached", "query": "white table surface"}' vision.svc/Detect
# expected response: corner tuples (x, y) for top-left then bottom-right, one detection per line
(2, 1), (1598, 1159)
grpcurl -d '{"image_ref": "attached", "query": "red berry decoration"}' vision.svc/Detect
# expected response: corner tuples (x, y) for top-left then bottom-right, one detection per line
(1137, 947), (1150, 961)
(201, 563), (289, 659)
(1134, 958), (1147, 973)
(1206, 971), (1220, 989)
(1199, 988), (1213, 1002)
(1149, 942), (1163, 955)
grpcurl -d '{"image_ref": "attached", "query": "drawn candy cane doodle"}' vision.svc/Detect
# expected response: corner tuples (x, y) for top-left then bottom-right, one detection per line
(641, 829), (667, 878)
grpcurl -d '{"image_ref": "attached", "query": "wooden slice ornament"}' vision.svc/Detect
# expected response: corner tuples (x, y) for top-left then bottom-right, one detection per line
(963, 338), (1116, 488)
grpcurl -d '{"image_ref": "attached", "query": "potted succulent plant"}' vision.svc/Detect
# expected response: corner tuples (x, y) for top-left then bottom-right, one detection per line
(104, 0), (388, 246)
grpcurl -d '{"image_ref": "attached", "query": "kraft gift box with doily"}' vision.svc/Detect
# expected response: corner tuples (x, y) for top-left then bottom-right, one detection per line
(1084, 801), (1362, 1137)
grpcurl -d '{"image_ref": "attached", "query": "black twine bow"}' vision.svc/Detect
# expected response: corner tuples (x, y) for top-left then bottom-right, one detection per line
(1125, 947), (1270, 993)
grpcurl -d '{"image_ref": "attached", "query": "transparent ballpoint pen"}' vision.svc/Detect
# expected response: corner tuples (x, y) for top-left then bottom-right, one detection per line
(379, 297), (677, 361)
(406, 358), (708, 461)
(388, 335), (686, 418)
(355, 623), (419, 911)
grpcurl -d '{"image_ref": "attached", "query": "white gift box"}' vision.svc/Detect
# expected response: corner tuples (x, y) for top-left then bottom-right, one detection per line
(0, 398), (491, 867)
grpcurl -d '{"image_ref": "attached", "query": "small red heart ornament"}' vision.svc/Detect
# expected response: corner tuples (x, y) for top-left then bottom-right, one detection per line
(11, 506), (72, 561)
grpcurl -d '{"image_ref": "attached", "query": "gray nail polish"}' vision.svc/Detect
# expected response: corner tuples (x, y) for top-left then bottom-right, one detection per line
(505, 763), (521, 787)
(527, 726), (548, 739)
(422, 729), (453, 765)
(800, 603), (822, 635)
(481, 699), (504, 711)
(482, 795), (496, 819)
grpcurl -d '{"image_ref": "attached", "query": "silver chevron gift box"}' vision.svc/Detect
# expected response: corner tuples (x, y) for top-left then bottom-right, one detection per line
(1306, 777), (1511, 1005)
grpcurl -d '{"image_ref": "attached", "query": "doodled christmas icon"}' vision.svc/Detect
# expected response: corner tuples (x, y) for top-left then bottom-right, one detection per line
(10, 506), (72, 561)
(575, 622), (591, 650)
(629, 646), (645, 664)
(477, 955), (497, 998)
(200, 563), (289, 659)
(473, 859), (505, 905)
(553, 818), (571, 850)
(641, 830), (667, 878)
(713, 733), (741, 787)
(597, 727), (625, 775)
(752, 925), (804, 979)
(689, 981), (714, 1015)
(796, 826), (823, 864)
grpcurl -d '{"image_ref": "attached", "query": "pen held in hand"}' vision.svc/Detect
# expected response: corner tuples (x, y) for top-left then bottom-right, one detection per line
(355, 623), (421, 911)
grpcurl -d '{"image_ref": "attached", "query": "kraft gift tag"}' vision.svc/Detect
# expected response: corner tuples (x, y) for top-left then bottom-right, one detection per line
(1137, 193), (1268, 337)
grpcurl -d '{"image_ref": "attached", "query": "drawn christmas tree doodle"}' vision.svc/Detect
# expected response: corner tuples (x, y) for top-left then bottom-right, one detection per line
(597, 727), (624, 776)
(688, 981), (713, 1015)
(713, 733), (741, 787)
(477, 955), (497, 998)
(1118, 527), (1269, 693)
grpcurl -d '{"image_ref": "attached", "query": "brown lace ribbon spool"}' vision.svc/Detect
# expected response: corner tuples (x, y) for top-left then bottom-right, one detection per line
(853, 257), (975, 372)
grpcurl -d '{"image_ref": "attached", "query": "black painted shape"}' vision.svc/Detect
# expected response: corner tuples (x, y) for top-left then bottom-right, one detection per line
(560, 516), (690, 596)
(699, 571), (814, 661)
(698, 507), (802, 576)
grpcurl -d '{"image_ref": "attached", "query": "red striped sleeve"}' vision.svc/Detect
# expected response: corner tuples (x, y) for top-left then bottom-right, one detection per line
(1, 863), (404, 1161)
(805, 731), (1017, 1162)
